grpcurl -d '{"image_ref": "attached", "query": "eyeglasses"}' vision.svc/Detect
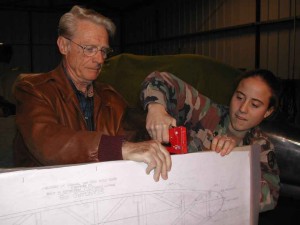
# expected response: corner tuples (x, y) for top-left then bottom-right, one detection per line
(63, 36), (113, 59)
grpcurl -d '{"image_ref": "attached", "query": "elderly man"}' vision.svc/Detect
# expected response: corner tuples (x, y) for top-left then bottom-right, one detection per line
(13, 5), (171, 181)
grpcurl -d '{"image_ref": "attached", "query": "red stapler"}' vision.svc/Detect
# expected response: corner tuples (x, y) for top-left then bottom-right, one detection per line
(166, 126), (188, 154)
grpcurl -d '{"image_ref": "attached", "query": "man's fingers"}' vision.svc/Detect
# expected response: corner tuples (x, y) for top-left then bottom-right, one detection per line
(156, 147), (169, 180)
(146, 161), (156, 174)
(122, 140), (171, 182)
(144, 142), (170, 181)
(160, 145), (172, 171)
(149, 154), (162, 182)
(153, 159), (162, 181)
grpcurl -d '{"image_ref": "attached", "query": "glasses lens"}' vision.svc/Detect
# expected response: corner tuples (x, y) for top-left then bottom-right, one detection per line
(83, 46), (97, 57)
(101, 47), (113, 58)
(83, 45), (113, 58)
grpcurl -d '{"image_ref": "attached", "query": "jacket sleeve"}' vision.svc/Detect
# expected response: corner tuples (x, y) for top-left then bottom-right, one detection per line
(140, 71), (213, 125)
(250, 132), (280, 212)
(14, 76), (126, 166)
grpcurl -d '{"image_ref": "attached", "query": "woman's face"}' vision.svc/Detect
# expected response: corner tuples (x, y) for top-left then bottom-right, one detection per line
(229, 76), (274, 132)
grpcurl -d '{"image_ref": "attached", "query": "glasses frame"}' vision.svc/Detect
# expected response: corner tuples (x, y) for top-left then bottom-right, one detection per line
(63, 36), (113, 58)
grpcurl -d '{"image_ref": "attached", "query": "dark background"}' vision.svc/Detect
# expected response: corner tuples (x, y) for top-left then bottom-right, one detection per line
(0, 1), (300, 224)
(0, 0), (299, 128)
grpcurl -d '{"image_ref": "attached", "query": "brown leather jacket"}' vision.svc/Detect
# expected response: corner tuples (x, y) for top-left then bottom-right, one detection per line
(13, 63), (128, 167)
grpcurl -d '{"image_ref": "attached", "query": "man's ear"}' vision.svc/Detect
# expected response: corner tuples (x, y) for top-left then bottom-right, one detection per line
(57, 36), (69, 55)
(264, 107), (274, 118)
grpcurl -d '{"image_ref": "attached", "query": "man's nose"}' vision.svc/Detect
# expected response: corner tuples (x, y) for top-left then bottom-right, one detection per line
(93, 50), (105, 64)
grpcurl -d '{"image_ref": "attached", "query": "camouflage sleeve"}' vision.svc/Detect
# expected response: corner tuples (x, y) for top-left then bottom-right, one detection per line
(140, 71), (213, 125)
(251, 130), (280, 212)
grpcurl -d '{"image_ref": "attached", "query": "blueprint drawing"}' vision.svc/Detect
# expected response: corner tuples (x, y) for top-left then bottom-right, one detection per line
(0, 146), (257, 225)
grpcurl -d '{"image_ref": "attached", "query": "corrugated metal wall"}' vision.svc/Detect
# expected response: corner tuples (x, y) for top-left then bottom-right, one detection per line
(0, 0), (299, 124)
(0, 0), (299, 79)
(0, 8), (119, 73)
(0, 9), (61, 73)
(122, 0), (300, 79)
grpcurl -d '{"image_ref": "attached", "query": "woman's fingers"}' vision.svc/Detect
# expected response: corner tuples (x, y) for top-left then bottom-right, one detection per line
(211, 135), (237, 156)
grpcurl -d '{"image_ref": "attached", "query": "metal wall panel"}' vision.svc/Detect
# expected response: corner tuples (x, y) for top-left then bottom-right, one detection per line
(0, 10), (30, 70)
(260, 25), (299, 79)
(0, 8), (120, 73)
(122, 0), (299, 79)
(31, 12), (61, 44)
(0, 0), (299, 79)
(123, 0), (258, 70)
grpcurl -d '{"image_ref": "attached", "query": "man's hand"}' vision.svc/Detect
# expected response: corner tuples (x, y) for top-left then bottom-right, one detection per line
(211, 135), (238, 156)
(122, 140), (172, 182)
(146, 103), (176, 143)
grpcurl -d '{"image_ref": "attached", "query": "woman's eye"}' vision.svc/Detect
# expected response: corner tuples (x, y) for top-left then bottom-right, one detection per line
(252, 103), (259, 108)
(236, 95), (243, 100)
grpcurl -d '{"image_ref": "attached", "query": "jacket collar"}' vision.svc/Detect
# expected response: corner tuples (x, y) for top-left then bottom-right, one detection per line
(48, 62), (103, 110)
(46, 62), (76, 102)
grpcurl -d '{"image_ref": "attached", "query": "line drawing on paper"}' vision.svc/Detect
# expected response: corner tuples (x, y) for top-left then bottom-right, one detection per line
(1, 150), (254, 225)
(0, 188), (225, 225)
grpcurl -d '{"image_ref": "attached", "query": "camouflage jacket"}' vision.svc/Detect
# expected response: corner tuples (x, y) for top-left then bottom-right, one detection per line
(140, 71), (280, 212)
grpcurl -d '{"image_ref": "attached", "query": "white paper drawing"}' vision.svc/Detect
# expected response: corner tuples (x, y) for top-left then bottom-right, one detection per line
(0, 146), (258, 225)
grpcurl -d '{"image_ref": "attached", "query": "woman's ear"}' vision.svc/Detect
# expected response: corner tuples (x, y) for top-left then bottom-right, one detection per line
(57, 36), (69, 55)
(264, 107), (274, 119)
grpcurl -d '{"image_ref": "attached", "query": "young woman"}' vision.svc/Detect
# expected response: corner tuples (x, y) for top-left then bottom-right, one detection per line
(140, 69), (282, 212)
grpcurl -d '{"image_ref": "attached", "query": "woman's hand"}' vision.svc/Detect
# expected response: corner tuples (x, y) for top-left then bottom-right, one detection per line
(146, 103), (177, 143)
(211, 135), (238, 156)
